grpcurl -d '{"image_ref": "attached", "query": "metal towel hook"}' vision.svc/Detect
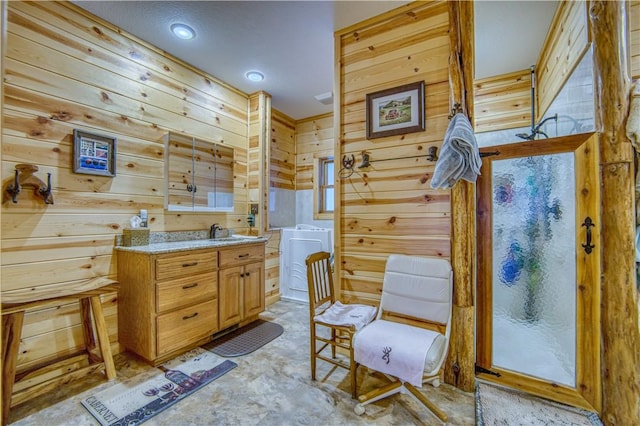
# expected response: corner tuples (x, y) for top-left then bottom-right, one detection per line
(4, 164), (54, 205)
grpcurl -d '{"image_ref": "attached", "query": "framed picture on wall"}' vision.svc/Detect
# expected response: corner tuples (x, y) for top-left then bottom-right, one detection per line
(366, 81), (425, 139)
(73, 130), (117, 177)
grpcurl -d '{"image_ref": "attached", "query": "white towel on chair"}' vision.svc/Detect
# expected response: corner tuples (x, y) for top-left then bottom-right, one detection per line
(314, 301), (377, 331)
(354, 320), (438, 387)
(430, 112), (481, 189)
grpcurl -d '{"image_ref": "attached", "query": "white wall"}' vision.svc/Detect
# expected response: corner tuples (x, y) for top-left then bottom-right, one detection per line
(295, 189), (334, 229)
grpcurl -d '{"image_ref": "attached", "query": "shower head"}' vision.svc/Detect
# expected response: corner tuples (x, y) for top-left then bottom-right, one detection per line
(516, 133), (534, 140)
(515, 114), (558, 141)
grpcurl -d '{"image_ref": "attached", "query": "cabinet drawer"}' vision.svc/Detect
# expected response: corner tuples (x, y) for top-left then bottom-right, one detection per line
(218, 244), (265, 268)
(156, 272), (217, 313)
(157, 299), (218, 356)
(156, 250), (217, 281)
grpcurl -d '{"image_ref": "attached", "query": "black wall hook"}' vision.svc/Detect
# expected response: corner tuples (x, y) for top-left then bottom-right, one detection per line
(5, 164), (54, 205)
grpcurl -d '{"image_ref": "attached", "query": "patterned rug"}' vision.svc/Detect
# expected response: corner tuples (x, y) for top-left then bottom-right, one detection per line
(205, 319), (284, 357)
(81, 348), (236, 426)
(476, 382), (603, 425)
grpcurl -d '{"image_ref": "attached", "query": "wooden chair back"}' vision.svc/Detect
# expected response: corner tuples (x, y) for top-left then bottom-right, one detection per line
(305, 251), (335, 315)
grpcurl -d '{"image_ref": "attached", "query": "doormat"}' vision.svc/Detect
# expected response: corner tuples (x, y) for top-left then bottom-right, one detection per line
(205, 319), (284, 357)
(476, 382), (602, 425)
(81, 348), (236, 426)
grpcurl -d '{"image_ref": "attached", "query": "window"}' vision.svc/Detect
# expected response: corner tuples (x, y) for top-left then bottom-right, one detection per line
(314, 157), (334, 219)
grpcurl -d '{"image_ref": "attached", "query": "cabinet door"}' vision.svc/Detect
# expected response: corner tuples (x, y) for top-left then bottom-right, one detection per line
(193, 137), (216, 209)
(219, 266), (243, 329)
(166, 133), (195, 209)
(243, 262), (265, 317)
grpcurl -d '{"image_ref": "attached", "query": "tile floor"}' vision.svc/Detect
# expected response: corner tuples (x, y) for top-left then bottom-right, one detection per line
(8, 300), (476, 425)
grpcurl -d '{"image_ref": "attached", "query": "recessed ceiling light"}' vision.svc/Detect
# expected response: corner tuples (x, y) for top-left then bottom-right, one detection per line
(171, 23), (195, 40)
(245, 71), (265, 82)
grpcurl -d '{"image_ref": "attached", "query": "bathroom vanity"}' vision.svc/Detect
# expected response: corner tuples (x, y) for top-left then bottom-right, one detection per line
(116, 237), (266, 365)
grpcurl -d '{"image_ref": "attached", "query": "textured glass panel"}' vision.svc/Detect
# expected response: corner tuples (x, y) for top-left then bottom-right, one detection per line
(492, 153), (576, 387)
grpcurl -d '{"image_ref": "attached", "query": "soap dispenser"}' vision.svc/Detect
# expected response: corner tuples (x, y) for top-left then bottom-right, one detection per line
(139, 209), (148, 228)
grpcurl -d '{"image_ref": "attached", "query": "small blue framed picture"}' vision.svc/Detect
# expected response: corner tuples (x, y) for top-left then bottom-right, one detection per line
(73, 129), (116, 177)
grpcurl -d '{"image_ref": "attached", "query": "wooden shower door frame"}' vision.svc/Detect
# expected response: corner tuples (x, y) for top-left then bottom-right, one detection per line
(475, 132), (602, 414)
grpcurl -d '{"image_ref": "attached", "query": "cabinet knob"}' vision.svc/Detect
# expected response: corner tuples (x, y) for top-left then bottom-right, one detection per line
(182, 262), (198, 267)
(240, 273), (245, 277)
(245, 272), (251, 276)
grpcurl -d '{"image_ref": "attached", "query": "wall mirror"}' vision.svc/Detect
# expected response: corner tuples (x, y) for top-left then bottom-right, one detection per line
(164, 132), (234, 212)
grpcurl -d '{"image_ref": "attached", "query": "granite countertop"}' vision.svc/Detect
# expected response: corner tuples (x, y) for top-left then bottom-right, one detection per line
(115, 236), (268, 254)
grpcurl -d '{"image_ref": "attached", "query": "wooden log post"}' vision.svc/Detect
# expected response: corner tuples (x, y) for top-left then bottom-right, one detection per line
(590, 1), (640, 424)
(445, 0), (476, 392)
(1, 2), (7, 423)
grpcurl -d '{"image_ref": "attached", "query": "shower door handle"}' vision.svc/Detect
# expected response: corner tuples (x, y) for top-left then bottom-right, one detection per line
(581, 216), (595, 254)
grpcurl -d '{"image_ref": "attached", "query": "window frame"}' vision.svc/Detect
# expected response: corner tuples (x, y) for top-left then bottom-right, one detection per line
(314, 156), (334, 220)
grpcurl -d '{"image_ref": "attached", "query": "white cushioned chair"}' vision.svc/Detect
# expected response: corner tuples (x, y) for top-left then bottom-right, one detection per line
(305, 251), (377, 398)
(353, 254), (453, 422)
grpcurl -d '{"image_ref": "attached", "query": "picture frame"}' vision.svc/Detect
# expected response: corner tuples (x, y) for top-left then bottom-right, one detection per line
(366, 81), (425, 140)
(73, 130), (116, 177)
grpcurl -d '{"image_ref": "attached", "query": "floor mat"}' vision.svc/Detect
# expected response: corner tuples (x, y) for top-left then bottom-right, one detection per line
(476, 382), (602, 425)
(81, 348), (236, 426)
(205, 319), (284, 357)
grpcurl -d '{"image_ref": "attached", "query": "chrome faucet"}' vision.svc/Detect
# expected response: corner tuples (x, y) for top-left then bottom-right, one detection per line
(210, 224), (222, 239)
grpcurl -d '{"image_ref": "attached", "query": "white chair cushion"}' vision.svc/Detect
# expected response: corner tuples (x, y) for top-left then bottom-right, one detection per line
(424, 333), (446, 374)
(382, 255), (452, 324)
(314, 301), (377, 331)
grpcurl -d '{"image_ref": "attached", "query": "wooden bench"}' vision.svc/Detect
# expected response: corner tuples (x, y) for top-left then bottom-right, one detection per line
(1, 278), (119, 425)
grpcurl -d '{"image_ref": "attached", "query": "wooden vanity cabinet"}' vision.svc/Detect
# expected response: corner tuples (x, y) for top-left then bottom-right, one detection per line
(117, 249), (219, 364)
(218, 243), (265, 330)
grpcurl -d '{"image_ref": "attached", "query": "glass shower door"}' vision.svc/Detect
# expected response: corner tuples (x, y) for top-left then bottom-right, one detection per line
(492, 153), (576, 387)
(476, 133), (601, 413)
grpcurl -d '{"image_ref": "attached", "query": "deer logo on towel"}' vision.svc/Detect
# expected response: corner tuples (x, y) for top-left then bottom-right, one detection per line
(382, 346), (392, 364)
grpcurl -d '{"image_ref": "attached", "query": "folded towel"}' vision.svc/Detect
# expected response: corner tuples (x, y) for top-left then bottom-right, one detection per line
(354, 319), (438, 387)
(430, 113), (482, 189)
(314, 301), (377, 331)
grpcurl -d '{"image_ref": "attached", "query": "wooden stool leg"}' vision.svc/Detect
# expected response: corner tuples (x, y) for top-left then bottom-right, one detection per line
(89, 295), (116, 380)
(80, 297), (97, 353)
(2, 311), (24, 426)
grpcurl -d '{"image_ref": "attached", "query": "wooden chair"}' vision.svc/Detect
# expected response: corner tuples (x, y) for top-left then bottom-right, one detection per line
(353, 255), (453, 422)
(305, 251), (376, 398)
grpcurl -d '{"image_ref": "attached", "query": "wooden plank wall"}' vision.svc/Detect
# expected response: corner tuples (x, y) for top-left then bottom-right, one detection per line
(474, 69), (532, 133)
(262, 107), (295, 304)
(335, 1), (452, 304)
(295, 113), (334, 190)
(536, 0), (589, 120)
(270, 109), (296, 191)
(1, 1), (249, 376)
(1, 2), (6, 418)
(632, 0), (639, 79)
(248, 92), (268, 232)
(264, 228), (281, 305)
